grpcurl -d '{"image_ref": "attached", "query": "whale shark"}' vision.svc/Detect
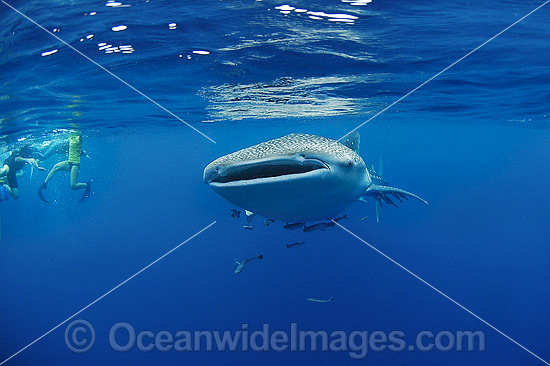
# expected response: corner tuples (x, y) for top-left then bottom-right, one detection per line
(203, 132), (427, 222)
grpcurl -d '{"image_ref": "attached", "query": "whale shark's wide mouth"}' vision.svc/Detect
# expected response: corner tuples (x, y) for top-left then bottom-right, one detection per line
(206, 158), (329, 185)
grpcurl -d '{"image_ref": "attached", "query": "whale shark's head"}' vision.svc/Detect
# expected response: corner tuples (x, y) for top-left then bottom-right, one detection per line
(204, 133), (370, 222)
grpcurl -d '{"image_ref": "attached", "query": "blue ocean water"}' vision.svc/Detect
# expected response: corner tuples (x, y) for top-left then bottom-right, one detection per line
(1, 0), (549, 365)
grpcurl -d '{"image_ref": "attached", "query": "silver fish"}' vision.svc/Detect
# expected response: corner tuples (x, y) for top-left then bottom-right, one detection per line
(283, 222), (305, 230)
(307, 297), (334, 303)
(286, 241), (305, 248)
(234, 254), (263, 274)
(303, 222), (330, 232)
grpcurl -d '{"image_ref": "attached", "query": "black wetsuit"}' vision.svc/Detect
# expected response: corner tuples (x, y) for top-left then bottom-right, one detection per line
(3, 153), (25, 189)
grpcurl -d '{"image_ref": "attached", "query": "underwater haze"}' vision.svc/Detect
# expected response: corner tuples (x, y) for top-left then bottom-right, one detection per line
(1, 0), (550, 365)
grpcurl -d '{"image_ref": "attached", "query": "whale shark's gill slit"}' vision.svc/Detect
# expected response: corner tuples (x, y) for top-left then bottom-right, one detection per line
(214, 163), (325, 183)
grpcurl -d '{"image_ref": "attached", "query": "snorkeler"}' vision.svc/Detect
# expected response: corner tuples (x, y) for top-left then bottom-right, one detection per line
(38, 129), (91, 203)
(0, 145), (46, 200)
(34, 139), (89, 162)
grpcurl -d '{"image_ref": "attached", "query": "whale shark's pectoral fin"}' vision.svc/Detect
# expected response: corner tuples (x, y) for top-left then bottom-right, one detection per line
(364, 184), (428, 206)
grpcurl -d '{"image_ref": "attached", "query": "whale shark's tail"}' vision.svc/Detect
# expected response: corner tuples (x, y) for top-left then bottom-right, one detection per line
(367, 156), (388, 222)
(372, 156), (384, 222)
(367, 156), (386, 186)
(364, 184), (428, 208)
(361, 157), (427, 221)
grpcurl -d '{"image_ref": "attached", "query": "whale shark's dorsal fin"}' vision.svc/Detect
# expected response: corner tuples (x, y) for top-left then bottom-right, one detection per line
(340, 131), (360, 153)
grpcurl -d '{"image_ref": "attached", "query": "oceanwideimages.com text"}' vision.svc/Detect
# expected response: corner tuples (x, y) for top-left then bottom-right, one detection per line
(65, 320), (486, 359)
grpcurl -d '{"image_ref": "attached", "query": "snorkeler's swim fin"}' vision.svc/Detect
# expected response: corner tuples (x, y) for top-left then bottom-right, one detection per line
(38, 182), (49, 203)
(79, 182), (91, 202)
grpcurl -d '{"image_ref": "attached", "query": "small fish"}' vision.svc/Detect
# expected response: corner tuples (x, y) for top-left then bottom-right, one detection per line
(327, 214), (348, 227)
(286, 241), (305, 248)
(245, 210), (256, 223)
(242, 225), (253, 230)
(307, 297), (334, 303)
(264, 219), (275, 226)
(360, 215), (369, 221)
(303, 222), (329, 232)
(283, 222), (305, 231)
(333, 214), (347, 222)
(234, 254), (264, 274)
(230, 209), (241, 219)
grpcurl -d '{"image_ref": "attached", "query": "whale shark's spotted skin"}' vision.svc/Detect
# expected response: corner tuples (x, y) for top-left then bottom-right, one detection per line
(205, 133), (363, 171)
(204, 133), (427, 222)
